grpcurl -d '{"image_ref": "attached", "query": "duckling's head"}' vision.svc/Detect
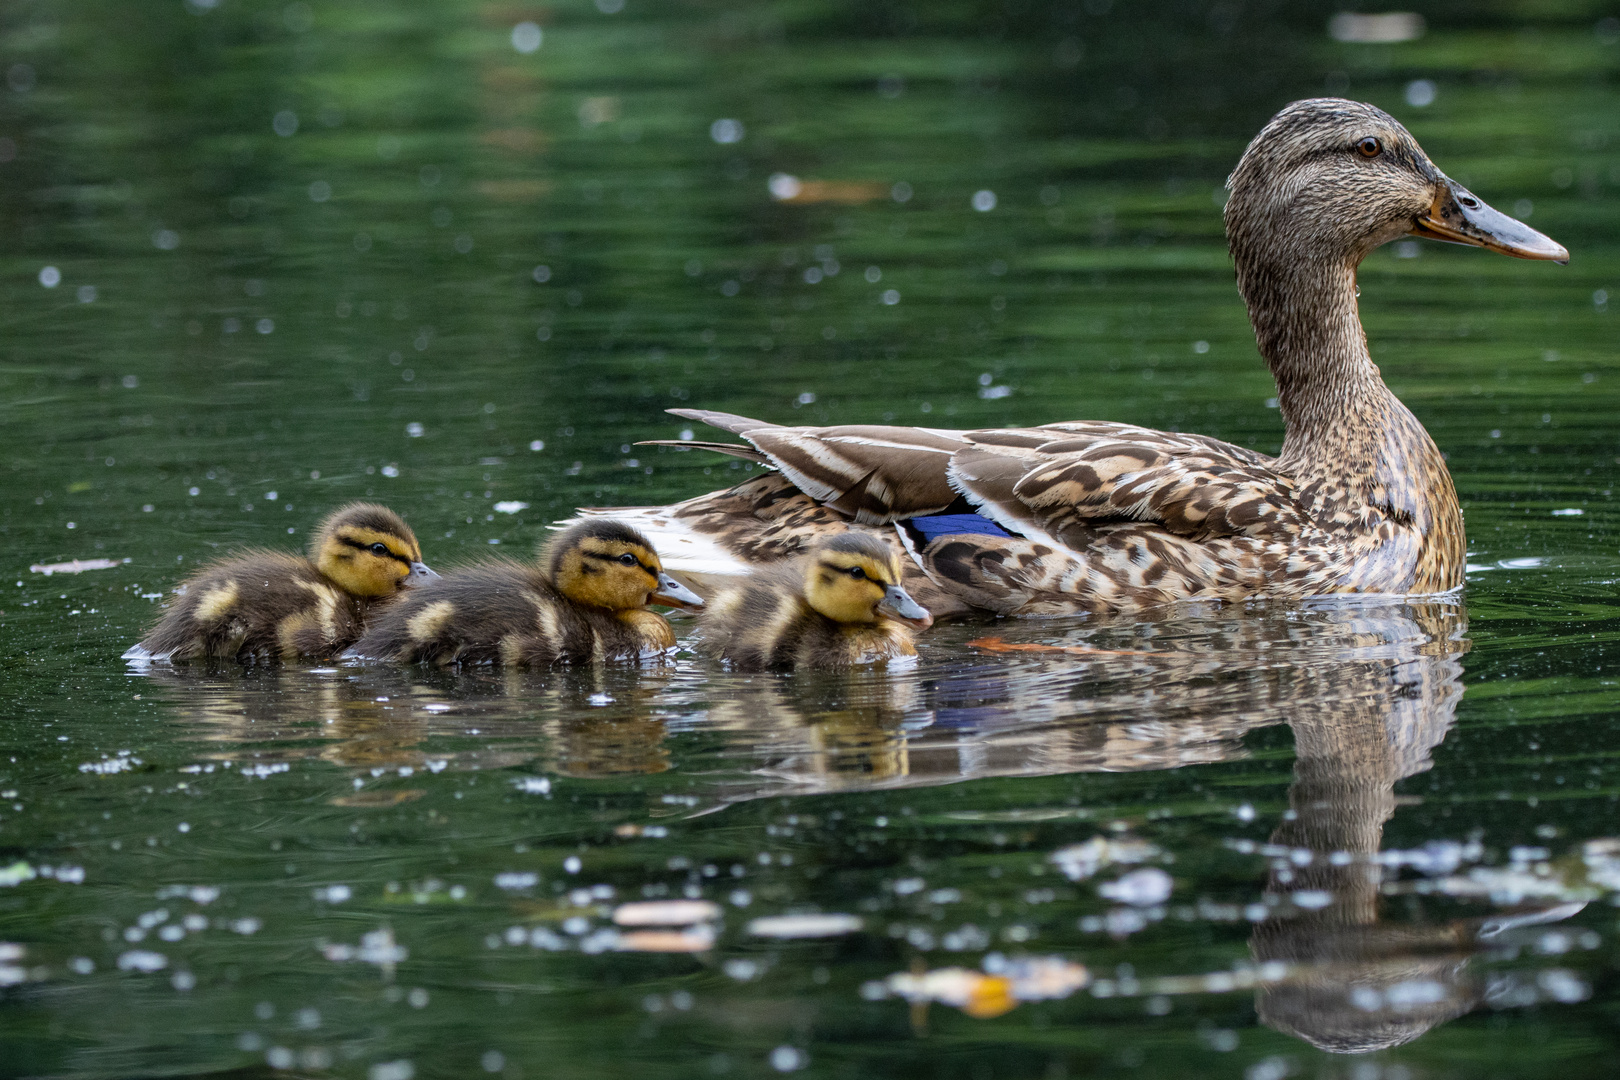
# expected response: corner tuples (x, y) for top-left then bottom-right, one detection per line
(548, 519), (704, 612)
(1226, 98), (1566, 274)
(311, 502), (436, 597)
(802, 533), (933, 629)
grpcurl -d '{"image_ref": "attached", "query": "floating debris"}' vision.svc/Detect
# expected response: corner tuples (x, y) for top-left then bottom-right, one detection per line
(0, 862), (37, 888)
(616, 926), (715, 953)
(322, 927), (407, 979)
(116, 950), (168, 973)
(331, 790), (425, 808)
(881, 956), (1090, 1018)
(79, 754), (141, 775)
(1098, 868), (1174, 907)
(613, 900), (721, 927)
(29, 557), (129, 575)
(1050, 836), (1162, 882)
(747, 913), (864, 939)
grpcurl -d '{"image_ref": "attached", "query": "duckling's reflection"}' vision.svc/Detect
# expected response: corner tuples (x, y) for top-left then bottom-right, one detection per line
(134, 662), (682, 781)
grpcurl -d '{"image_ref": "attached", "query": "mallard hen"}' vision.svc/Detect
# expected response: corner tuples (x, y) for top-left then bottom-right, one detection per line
(570, 99), (1567, 616)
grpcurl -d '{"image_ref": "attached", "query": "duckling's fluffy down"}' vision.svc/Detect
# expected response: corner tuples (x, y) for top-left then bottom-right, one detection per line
(345, 559), (672, 667)
(125, 550), (372, 663)
(700, 560), (918, 671)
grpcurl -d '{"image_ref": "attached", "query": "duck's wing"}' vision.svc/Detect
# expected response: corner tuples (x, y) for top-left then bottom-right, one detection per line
(949, 427), (1298, 549)
(664, 408), (970, 521)
(667, 409), (1297, 544)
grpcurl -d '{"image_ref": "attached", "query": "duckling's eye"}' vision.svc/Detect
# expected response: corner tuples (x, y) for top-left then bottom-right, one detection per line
(618, 553), (638, 567)
(369, 543), (389, 556)
(1357, 137), (1382, 158)
(847, 566), (866, 580)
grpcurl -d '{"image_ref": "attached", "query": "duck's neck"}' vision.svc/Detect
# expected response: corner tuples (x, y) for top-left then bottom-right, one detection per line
(1236, 249), (1466, 591)
(1238, 256), (1395, 466)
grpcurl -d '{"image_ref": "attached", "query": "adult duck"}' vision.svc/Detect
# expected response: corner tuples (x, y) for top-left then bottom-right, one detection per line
(577, 99), (1567, 616)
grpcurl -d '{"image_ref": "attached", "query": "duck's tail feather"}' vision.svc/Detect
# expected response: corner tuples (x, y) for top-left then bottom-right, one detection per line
(665, 408), (783, 436)
(635, 439), (771, 465)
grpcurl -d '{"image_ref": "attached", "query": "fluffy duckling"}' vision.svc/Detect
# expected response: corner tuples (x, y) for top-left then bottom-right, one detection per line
(345, 519), (703, 667)
(125, 502), (435, 663)
(700, 532), (933, 670)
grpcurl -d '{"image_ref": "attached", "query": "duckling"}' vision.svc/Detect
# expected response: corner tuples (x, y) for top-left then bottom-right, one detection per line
(124, 502), (436, 663)
(345, 519), (703, 667)
(699, 532), (933, 670)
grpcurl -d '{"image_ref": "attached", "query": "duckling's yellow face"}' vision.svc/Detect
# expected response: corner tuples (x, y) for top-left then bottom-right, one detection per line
(804, 546), (932, 629)
(554, 536), (668, 612)
(312, 506), (433, 598)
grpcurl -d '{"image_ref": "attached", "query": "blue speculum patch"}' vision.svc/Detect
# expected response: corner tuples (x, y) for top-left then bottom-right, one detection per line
(909, 513), (1015, 541)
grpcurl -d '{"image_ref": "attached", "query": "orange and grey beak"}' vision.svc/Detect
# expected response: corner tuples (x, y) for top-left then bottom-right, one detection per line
(406, 561), (439, 585)
(876, 584), (933, 630)
(650, 570), (703, 609)
(1410, 179), (1568, 263)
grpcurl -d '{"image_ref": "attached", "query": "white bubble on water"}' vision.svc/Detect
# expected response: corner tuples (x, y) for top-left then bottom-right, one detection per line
(770, 1046), (805, 1072)
(511, 22), (542, 53)
(1405, 79), (1436, 107)
(972, 189), (997, 212)
(38, 266), (60, 287)
(710, 118), (744, 144)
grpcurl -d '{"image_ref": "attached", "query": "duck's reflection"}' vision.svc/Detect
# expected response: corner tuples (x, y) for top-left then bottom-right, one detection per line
(131, 596), (1568, 1053)
(1247, 614), (1578, 1054)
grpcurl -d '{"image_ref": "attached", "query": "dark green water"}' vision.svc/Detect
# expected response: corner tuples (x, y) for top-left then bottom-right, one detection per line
(2, 2), (1619, 1077)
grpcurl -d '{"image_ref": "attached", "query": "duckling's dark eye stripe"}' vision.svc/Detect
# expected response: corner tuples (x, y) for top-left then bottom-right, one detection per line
(339, 536), (412, 565)
(584, 551), (654, 573)
(818, 559), (889, 582)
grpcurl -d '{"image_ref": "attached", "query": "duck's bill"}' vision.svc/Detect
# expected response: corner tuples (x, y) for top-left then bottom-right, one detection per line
(1411, 181), (1568, 263)
(877, 585), (933, 630)
(650, 571), (704, 609)
(406, 561), (440, 584)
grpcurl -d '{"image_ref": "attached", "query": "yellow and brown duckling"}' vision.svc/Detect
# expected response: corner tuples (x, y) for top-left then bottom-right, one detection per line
(124, 502), (435, 663)
(344, 519), (703, 667)
(699, 532), (933, 670)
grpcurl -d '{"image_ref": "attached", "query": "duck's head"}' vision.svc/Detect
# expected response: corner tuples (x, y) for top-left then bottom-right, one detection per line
(803, 533), (933, 630)
(549, 519), (703, 612)
(1226, 98), (1567, 271)
(311, 502), (437, 597)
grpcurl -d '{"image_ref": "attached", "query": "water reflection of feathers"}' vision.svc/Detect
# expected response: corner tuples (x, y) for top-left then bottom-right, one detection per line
(704, 599), (1469, 799)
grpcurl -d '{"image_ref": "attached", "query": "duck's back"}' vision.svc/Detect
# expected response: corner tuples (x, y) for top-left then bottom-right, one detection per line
(347, 560), (660, 667)
(130, 551), (366, 662)
(702, 562), (915, 670)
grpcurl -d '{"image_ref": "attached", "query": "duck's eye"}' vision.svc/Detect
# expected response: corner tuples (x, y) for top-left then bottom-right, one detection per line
(1357, 137), (1382, 158)
(847, 566), (866, 580)
(369, 543), (389, 556)
(618, 553), (638, 567)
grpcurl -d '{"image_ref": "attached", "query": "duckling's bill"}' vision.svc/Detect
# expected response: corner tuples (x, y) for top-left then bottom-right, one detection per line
(650, 571), (704, 609)
(407, 561), (439, 584)
(877, 584), (932, 630)
(1411, 178), (1568, 263)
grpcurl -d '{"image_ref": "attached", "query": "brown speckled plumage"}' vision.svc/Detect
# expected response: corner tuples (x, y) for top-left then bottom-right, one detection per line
(582, 99), (1566, 616)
